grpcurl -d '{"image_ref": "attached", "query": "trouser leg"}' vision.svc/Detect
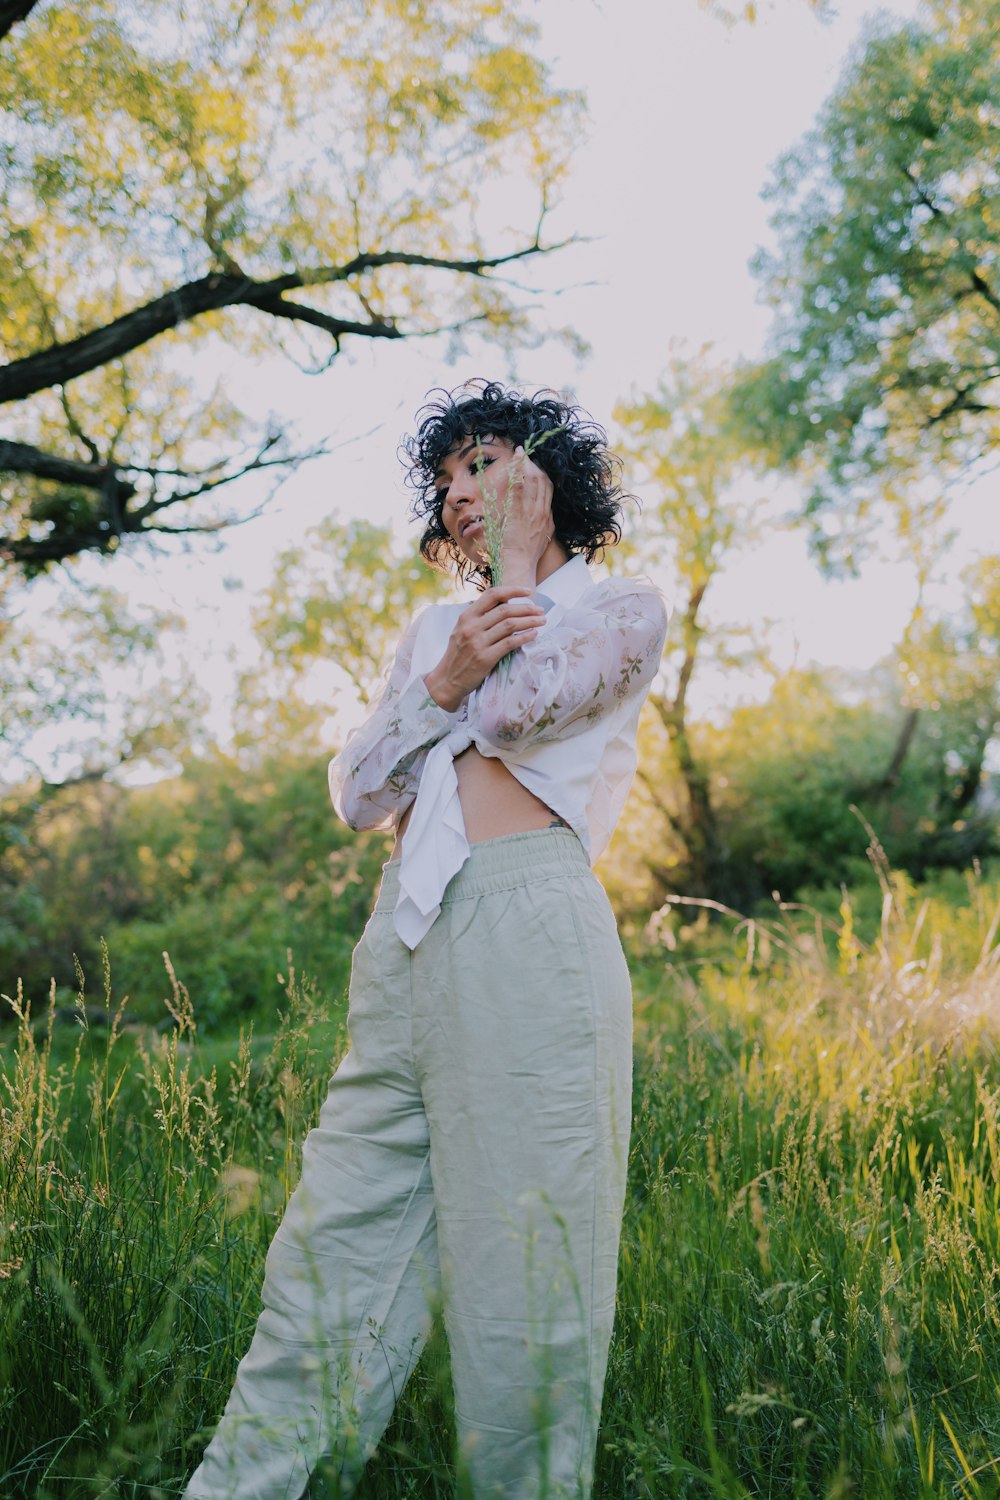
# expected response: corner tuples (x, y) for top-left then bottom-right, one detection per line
(413, 858), (633, 1500)
(184, 918), (438, 1500)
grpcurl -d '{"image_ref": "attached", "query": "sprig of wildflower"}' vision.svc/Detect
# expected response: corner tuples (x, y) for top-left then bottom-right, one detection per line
(474, 427), (563, 678)
(478, 443), (511, 589)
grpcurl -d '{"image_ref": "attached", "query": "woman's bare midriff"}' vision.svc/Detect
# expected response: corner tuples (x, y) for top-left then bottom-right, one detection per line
(390, 746), (569, 859)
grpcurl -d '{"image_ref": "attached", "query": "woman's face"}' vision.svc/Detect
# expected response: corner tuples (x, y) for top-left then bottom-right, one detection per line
(434, 433), (517, 566)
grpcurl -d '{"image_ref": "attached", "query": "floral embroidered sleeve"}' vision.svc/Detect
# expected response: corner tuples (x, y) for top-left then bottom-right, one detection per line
(473, 579), (668, 749)
(328, 611), (461, 831)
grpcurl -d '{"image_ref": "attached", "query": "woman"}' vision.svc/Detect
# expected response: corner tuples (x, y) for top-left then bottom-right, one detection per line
(184, 382), (669, 1500)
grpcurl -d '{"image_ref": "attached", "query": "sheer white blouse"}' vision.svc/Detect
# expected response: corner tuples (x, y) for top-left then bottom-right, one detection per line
(329, 554), (669, 948)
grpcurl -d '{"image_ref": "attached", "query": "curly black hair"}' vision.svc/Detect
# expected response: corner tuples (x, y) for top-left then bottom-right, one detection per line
(401, 380), (630, 588)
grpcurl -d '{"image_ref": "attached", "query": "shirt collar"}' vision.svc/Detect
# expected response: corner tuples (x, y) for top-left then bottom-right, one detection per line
(534, 552), (594, 612)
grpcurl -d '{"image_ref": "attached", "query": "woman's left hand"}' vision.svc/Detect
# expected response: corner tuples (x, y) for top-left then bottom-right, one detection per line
(496, 446), (554, 586)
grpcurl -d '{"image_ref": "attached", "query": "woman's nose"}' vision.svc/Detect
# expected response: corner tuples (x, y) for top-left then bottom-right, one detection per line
(446, 476), (477, 508)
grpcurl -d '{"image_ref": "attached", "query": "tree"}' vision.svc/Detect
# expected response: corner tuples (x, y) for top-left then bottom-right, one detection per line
(0, 580), (209, 992)
(0, 583), (206, 784)
(614, 352), (776, 901)
(695, 658), (997, 905)
(0, 747), (383, 1018)
(234, 516), (451, 756)
(0, 0), (580, 574)
(732, 0), (1000, 566)
(875, 552), (1000, 866)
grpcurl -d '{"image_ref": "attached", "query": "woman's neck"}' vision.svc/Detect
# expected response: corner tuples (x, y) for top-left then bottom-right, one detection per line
(536, 541), (572, 586)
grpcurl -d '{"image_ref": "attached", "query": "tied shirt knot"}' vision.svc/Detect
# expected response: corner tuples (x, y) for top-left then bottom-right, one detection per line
(393, 722), (475, 949)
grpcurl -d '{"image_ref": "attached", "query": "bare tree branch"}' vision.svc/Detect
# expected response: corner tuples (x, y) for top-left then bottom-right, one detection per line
(130, 434), (314, 519)
(0, 429), (320, 566)
(0, 238), (570, 405)
(0, 1), (38, 42)
(969, 267), (1000, 318)
(0, 437), (136, 495)
(56, 387), (102, 464)
(902, 165), (1000, 319)
(927, 386), (993, 427)
(901, 164), (945, 221)
(255, 293), (400, 344)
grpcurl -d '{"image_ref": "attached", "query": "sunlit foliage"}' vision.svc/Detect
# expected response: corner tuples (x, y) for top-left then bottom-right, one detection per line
(0, 0), (581, 569)
(733, 0), (1000, 566)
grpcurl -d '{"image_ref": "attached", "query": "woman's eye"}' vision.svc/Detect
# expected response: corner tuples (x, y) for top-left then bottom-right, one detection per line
(473, 454), (495, 474)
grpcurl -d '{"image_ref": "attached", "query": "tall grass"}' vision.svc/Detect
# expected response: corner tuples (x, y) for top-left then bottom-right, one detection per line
(1, 856), (999, 1498)
(613, 848), (1000, 1498)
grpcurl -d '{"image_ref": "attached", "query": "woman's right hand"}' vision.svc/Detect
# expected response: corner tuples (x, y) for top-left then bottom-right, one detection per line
(423, 586), (546, 712)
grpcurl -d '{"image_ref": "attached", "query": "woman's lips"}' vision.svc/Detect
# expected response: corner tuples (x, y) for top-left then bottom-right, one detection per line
(460, 519), (483, 538)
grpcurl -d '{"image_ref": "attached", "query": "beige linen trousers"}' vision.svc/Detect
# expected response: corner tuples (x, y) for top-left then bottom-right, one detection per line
(183, 828), (633, 1500)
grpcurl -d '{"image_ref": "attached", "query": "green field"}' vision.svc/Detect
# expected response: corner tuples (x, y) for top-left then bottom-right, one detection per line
(2, 864), (999, 1498)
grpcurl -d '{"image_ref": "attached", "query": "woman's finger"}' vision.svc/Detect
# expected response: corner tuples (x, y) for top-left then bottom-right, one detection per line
(505, 445), (553, 547)
(479, 595), (544, 623)
(481, 615), (544, 648)
(470, 584), (536, 613)
(481, 605), (545, 636)
(480, 601), (544, 633)
(483, 627), (539, 666)
(484, 593), (545, 618)
(523, 458), (553, 517)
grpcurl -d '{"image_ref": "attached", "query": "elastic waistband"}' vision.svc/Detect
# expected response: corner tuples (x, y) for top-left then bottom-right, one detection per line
(374, 827), (588, 911)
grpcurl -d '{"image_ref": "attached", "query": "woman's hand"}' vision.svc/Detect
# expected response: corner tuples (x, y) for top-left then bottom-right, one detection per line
(423, 586), (546, 712)
(492, 446), (554, 589)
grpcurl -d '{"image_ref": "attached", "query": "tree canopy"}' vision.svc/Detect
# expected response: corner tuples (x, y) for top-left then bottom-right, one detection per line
(0, 0), (580, 573)
(1, 584), (204, 783)
(232, 516), (450, 758)
(733, 0), (1000, 564)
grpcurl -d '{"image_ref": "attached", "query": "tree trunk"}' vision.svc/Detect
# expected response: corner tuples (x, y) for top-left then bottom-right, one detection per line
(945, 726), (992, 818)
(670, 713), (728, 896)
(872, 706), (920, 796)
(644, 583), (730, 899)
(649, 689), (728, 899)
